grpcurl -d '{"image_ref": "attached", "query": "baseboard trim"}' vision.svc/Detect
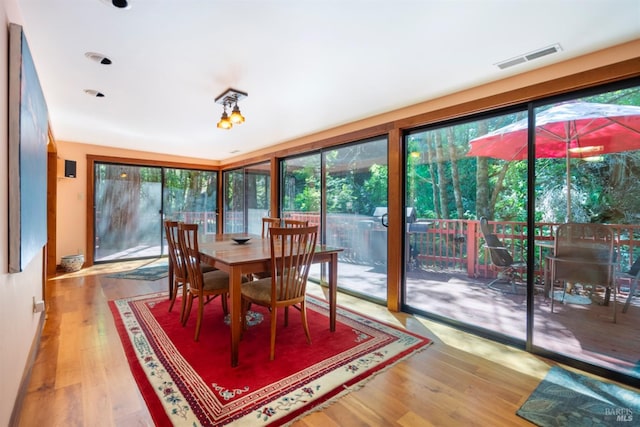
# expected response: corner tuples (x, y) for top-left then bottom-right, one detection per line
(8, 310), (46, 427)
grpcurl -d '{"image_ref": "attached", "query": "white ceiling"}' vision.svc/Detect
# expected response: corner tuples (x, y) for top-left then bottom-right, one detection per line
(16, 0), (640, 161)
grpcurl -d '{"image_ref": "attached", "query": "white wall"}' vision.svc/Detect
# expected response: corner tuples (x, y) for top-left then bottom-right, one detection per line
(0, 1), (47, 425)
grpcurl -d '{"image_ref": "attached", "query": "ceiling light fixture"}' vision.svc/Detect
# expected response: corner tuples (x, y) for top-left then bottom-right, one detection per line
(215, 88), (247, 130)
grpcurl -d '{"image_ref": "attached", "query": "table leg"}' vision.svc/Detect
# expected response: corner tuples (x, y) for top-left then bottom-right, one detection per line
(229, 267), (243, 367)
(328, 252), (338, 332)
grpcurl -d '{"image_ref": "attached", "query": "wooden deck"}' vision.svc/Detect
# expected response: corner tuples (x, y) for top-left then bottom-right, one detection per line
(333, 261), (640, 380)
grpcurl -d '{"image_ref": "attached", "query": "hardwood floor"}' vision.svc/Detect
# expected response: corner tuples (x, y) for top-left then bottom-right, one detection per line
(17, 260), (613, 426)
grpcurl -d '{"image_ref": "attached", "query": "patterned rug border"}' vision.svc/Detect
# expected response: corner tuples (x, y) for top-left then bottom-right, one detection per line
(110, 292), (432, 426)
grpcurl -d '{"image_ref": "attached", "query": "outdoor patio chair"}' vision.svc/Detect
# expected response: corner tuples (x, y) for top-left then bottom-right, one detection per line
(479, 217), (527, 294)
(616, 255), (640, 314)
(548, 223), (616, 322)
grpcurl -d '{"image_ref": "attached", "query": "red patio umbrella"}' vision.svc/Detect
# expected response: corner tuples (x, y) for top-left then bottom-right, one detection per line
(467, 101), (640, 220)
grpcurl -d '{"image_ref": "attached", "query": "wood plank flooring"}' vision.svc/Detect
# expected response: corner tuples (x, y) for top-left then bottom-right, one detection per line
(15, 260), (623, 426)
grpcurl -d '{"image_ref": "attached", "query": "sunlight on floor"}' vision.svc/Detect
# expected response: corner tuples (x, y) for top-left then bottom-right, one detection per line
(58, 264), (552, 380)
(307, 282), (551, 380)
(50, 258), (167, 281)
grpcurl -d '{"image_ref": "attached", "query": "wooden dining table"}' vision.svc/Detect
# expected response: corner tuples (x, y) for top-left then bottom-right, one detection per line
(198, 233), (343, 367)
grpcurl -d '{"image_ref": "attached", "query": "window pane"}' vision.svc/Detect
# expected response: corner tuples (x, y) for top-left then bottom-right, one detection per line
(163, 168), (217, 234)
(324, 138), (388, 301)
(281, 154), (321, 224)
(94, 163), (163, 261)
(245, 162), (271, 235)
(404, 109), (529, 342)
(532, 86), (640, 379)
(224, 169), (245, 233)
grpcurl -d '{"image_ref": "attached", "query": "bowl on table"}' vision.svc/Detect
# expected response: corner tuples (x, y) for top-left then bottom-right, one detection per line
(232, 237), (251, 245)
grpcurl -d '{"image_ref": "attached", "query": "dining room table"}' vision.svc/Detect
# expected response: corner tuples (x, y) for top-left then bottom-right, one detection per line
(197, 232), (343, 367)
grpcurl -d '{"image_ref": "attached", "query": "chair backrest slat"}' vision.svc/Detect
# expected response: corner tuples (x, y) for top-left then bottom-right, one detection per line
(164, 220), (187, 281)
(283, 219), (309, 228)
(269, 225), (318, 302)
(178, 223), (203, 292)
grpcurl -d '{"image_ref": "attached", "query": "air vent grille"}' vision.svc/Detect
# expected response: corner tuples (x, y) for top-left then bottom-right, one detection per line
(496, 43), (562, 70)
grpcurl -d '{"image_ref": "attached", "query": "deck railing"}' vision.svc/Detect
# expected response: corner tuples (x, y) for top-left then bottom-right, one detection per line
(411, 219), (640, 282)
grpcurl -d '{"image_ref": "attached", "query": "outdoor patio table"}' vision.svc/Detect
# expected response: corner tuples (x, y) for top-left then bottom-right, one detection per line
(198, 233), (343, 367)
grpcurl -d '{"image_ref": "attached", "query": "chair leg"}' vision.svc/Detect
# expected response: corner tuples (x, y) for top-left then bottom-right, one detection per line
(182, 293), (194, 326)
(194, 295), (204, 341)
(623, 278), (638, 313)
(179, 283), (188, 323)
(168, 280), (179, 312)
(269, 307), (278, 361)
(300, 302), (311, 345)
(284, 306), (289, 327)
(167, 264), (174, 301)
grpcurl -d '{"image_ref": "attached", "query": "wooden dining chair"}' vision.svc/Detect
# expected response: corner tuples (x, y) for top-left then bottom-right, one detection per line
(178, 222), (232, 341)
(283, 219), (309, 227)
(164, 220), (188, 315)
(253, 217), (282, 281)
(241, 225), (318, 360)
(262, 217), (281, 237)
(165, 220), (218, 317)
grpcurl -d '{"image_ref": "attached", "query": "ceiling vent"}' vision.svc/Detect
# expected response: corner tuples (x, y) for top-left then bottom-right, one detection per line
(495, 43), (562, 70)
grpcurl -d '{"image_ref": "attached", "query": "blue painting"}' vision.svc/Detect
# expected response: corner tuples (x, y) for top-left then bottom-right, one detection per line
(8, 23), (49, 273)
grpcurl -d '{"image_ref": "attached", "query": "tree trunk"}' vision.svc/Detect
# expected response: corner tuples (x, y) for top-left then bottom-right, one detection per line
(434, 132), (450, 219)
(425, 134), (440, 218)
(447, 127), (464, 218)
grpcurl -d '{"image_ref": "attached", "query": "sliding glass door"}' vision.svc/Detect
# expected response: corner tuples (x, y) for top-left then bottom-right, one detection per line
(223, 161), (271, 234)
(402, 81), (640, 382)
(93, 163), (218, 262)
(94, 163), (163, 261)
(403, 110), (529, 342)
(163, 168), (218, 233)
(280, 137), (388, 302)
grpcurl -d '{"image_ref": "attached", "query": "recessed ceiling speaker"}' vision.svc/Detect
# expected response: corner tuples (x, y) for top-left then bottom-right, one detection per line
(85, 52), (112, 65)
(84, 89), (105, 98)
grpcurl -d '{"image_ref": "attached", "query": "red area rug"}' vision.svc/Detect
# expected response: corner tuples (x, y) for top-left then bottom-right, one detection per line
(109, 292), (431, 426)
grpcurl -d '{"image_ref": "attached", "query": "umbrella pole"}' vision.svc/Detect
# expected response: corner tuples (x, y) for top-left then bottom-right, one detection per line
(566, 149), (571, 222)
